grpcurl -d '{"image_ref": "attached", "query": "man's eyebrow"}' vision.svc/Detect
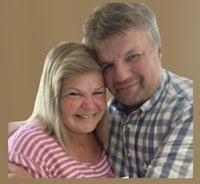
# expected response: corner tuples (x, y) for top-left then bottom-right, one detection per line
(98, 49), (138, 64)
(98, 58), (113, 65)
(125, 49), (137, 56)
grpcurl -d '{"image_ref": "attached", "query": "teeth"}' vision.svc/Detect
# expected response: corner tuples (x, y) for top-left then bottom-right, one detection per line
(77, 114), (94, 119)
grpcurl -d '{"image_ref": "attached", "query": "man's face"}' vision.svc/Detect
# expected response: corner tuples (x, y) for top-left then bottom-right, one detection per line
(95, 29), (162, 107)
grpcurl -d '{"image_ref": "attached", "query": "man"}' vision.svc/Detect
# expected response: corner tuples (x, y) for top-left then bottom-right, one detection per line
(82, 2), (193, 178)
(8, 2), (193, 178)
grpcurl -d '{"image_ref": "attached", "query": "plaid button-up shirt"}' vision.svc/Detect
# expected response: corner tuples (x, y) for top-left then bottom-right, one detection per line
(106, 69), (193, 178)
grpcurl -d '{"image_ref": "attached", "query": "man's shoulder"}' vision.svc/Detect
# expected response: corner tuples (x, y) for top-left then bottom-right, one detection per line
(164, 70), (193, 99)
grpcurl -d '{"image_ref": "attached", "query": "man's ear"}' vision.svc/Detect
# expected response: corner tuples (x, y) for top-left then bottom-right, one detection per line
(157, 43), (162, 62)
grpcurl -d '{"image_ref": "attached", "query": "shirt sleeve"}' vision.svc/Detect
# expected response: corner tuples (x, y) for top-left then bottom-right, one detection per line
(8, 150), (48, 178)
(145, 101), (193, 178)
(8, 125), (50, 178)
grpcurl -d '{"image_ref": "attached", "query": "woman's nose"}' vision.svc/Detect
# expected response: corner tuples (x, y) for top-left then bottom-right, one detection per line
(81, 96), (96, 110)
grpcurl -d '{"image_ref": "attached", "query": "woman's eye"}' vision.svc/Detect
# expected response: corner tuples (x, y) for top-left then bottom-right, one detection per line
(93, 90), (105, 95)
(68, 92), (80, 96)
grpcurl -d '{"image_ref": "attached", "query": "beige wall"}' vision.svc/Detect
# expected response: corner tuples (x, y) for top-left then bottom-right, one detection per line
(1, 0), (199, 124)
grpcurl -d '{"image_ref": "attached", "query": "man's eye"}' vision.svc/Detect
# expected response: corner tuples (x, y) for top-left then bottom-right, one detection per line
(102, 63), (113, 70)
(126, 53), (142, 62)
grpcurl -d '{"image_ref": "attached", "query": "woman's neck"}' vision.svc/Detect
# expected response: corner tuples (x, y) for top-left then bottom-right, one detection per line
(66, 132), (102, 163)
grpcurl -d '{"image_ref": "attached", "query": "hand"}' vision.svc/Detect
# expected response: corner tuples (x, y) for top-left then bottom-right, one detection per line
(8, 162), (32, 178)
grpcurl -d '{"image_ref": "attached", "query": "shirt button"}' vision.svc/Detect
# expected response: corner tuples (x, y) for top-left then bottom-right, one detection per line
(127, 152), (132, 157)
(127, 124), (131, 128)
(143, 162), (148, 170)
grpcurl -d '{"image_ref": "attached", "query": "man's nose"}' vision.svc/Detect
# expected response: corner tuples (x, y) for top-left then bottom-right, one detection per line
(114, 62), (130, 82)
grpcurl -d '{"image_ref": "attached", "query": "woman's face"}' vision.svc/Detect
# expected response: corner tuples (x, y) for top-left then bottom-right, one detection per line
(60, 71), (106, 134)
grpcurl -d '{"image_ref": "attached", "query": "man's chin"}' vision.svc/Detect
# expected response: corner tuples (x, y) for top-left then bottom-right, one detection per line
(116, 94), (144, 106)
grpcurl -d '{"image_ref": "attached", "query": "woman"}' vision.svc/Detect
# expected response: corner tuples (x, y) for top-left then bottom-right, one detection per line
(8, 41), (114, 178)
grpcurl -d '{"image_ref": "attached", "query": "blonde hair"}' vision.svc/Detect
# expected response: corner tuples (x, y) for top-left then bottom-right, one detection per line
(28, 41), (108, 151)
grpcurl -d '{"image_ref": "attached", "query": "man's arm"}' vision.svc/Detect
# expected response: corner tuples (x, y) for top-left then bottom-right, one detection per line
(145, 104), (193, 178)
(8, 162), (32, 178)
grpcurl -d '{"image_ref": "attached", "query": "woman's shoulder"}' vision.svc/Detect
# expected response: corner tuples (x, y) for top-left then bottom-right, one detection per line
(9, 121), (44, 139)
(10, 118), (48, 138)
(8, 121), (58, 154)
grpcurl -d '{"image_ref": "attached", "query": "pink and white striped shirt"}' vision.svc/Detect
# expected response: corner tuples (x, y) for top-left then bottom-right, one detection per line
(8, 124), (115, 178)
